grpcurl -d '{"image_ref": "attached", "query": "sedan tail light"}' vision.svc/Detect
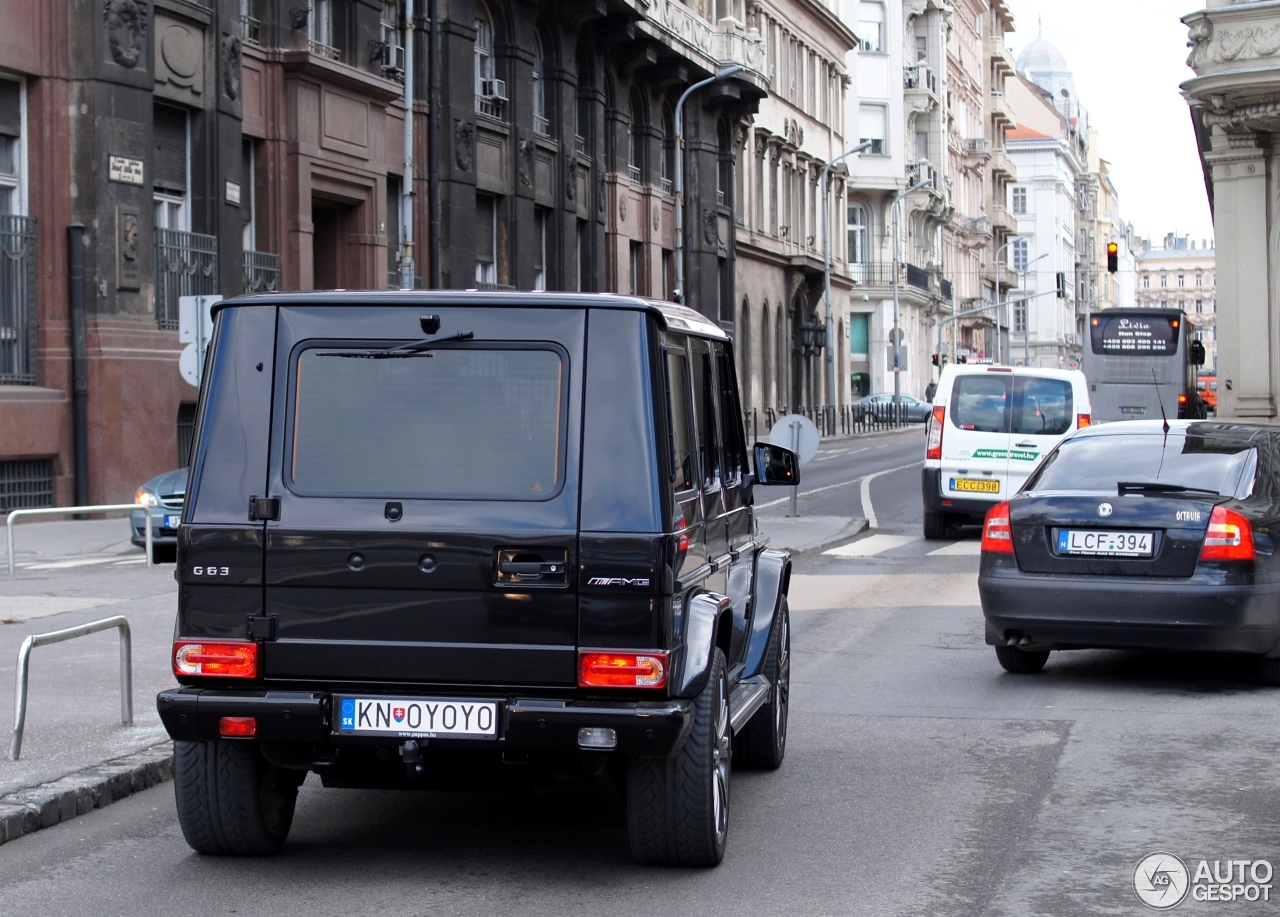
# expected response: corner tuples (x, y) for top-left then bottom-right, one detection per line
(1200, 506), (1255, 561)
(981, 501), (1014, 554)
(926, 406), (946, 460)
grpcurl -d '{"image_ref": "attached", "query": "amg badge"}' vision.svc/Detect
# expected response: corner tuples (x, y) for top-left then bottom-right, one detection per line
(588, 576), (651, 587)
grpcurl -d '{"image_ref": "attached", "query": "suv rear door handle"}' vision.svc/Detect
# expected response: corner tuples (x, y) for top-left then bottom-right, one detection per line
(498, 560), (563, 577)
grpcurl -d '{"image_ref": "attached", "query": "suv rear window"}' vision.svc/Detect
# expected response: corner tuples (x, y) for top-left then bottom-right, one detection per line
(1027, 433), (1256, 496)
(950, 374), (1074, 436)
(290, 346), (565, 499)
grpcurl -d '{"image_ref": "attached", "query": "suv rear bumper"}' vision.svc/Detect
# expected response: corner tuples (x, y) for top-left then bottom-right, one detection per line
(921, 468), (1001, 517)
(157, 687), (694, 757)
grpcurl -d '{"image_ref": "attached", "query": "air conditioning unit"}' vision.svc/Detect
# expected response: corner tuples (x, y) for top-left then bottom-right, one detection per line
(381, 43), (405, 74)
(480, 78), (507, 101)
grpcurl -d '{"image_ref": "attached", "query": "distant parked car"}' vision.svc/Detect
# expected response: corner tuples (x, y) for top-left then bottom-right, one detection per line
(130, 467), (186, 563)
(851, 392), (931, 424)
(979, 419), (1280, 683)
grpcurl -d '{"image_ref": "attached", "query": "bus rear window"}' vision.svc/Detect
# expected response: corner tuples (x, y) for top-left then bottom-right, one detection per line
(1089, 314), (1178, 355)
(290, 346), (565, 499)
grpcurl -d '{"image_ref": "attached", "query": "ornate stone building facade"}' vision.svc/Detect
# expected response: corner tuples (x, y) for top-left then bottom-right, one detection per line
(1183, 0), (1280, 417)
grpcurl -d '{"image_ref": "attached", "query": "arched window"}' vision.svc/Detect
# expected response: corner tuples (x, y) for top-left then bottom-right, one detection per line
(533, 34), (549, 135)
(474, 2), (505, 121)
(574, 45), (591, 155)
(628, 90), (645, 184)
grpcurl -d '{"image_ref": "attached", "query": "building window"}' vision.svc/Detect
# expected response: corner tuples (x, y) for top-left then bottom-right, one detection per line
(386, 174), (402, 287)
(1196, 272), (1203, 286)
(474, 3), (505, 121)
(629, 241), (642, 295)
(153, 103), (190, 231)
(628, 92), (644, 184)
(1011, 186), (1026, 215)
(534, 208), (548, 291)
(662, 248), (674, 300)
(308, 0), (338, 59)
(1011, 238), (1028, 273)
(858, 2), (884, 52)
(847, 203), (867, 264)
(532, 34), (549, 136)
(1178, 273), (1185, 287)
(576, 219), (587, 292)
(1014, 301), (1026, 332)
(0, 79), (23, 217)
(717, 120), (731, 207)
(476, 193), (497, 285)
(661, 106), (674, 195)
(858, 104), (886, 155)
(1142, 273), (1150, 288)
(1160, 272), (1167, 288)
(1195, 298), (1203, 313)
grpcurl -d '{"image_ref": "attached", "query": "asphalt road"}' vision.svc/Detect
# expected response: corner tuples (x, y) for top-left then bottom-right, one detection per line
(2, 433), (1279, 916)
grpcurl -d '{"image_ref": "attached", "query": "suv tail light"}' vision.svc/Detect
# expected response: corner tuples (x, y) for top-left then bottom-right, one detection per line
(173, 640), (259, 678)
(1077, 413), (1091, 429)
(578, 651), (668, 688)
(926, 406), (946, 460)
(1200, 506), (1255, 561)
(981, 501), (1014, 554)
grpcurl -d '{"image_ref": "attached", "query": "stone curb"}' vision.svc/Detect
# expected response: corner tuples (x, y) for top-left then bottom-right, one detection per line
(0, 741), (174, 847)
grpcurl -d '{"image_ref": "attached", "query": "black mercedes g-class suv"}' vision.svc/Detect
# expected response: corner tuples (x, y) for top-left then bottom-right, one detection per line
(157, 291), (797, 866)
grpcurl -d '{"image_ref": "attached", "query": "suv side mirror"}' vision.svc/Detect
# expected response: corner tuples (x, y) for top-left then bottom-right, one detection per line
(752, 442), (800, 486)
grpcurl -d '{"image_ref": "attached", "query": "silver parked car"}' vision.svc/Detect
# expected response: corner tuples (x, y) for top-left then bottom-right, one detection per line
(851, 392), (931, 424)
(130, 467), (186, 563)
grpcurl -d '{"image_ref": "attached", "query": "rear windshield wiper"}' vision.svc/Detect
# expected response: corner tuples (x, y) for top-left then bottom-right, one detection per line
(1117, 481), (1221, 496)
(317, 331), (475, 358)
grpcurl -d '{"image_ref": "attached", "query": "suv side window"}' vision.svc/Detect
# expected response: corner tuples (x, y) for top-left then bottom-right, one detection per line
(663, 347), (696, 492)
(715, 345), (746, 485)
(691, 345), (722, 490)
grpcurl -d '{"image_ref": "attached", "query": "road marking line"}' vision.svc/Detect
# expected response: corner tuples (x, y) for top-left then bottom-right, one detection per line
(756, 459), (923, 511)
(824, 534), (916, 557)
(927, 541), (982, 556)
(861, 460), (924, 529)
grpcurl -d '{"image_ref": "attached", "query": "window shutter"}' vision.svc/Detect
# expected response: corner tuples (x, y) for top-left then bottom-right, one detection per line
(153, 105), (188, 193)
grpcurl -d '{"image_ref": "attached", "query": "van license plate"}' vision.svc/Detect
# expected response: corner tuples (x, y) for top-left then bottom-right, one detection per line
(1057, 529), (1153, 557)
(335, 697), (499, 738)
(951, 478), (999, 494)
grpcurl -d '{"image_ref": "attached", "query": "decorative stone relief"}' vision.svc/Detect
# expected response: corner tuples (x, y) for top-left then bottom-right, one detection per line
(105, 0), (148, 69)
(653, 209), (660, 231)
(619, 195), (627, 222)
(703, 208), (718, 245)
(117, 207), (140, 290)
(597, 174), (605, 212)
(454, 119), (474, 171)
(158, 20), (202, 92)
(566, 161), (577, 201)
(222, 33), (242, 100)
(1186, 16), (1280, 70)
(517, 139), (534, 187)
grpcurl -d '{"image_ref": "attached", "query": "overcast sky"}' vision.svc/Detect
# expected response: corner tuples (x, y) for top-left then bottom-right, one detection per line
(1005, 0), (1214, 247)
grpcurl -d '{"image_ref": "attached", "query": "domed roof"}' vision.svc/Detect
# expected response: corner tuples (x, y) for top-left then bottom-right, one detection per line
(1017, 33), (1071, 76)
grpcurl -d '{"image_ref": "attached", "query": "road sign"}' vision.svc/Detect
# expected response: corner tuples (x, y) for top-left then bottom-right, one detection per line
(178, 294), (222, 387)
(768, 414), (820, 465)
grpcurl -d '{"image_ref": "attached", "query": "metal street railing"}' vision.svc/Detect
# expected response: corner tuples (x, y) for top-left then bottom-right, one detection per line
(9, 615), (133, 760)
(5, 504), (155, 577)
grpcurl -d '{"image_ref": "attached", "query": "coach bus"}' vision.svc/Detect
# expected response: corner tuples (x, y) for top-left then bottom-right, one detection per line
(1081, 308), (1207, 423)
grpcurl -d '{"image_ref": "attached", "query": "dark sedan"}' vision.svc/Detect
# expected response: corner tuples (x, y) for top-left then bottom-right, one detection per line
(129, 467), (186, 563)
(851, 392), (931, 424)
(979, 420), (1280, 683)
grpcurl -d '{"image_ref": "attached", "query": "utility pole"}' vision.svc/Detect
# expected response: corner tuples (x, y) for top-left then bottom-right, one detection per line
(890, 180), (929, 409)
(821, 140), (873, 413)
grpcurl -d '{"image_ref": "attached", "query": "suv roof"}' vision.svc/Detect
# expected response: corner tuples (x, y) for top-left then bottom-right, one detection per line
(213, 290), (729, 341)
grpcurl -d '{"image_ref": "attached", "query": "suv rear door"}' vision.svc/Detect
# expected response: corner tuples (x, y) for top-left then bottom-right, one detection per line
(261, 304), (584, 688)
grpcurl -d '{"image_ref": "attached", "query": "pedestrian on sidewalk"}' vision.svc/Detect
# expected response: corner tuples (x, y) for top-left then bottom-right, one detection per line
(925, 379), (937, 402)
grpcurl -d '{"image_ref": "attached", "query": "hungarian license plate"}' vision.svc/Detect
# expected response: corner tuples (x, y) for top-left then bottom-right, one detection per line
(334, 697), (499, 739)
(163, 515), (181, 529)
(1057, 529), (1153, 557)
(951, 477), (999, 494)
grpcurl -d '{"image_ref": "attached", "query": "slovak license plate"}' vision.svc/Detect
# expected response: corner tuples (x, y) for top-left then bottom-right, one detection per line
(163, 515), (181, 529)
(334, 696), (499, 739)
(951, 477), (999, 494)
(1057, 529), (1153, 557)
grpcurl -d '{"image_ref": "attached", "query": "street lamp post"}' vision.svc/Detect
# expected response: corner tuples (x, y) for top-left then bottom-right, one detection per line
(939, 215), (988, 367)
(821, 140), (874, 414)
(992, 236), (1020, 365)
(673, 65), (745, 306)
(890, 179), (930, 409)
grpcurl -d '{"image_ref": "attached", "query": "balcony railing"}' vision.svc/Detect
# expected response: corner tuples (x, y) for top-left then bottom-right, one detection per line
(244, 250), (281, 294)
(155, 228), (218, 330)
(0, 215), (36, 385)
(643, 0), (767, 82)
(308, 40), (341, 61)
(906, 263), (931, 292)
(240, 14), (261, 46)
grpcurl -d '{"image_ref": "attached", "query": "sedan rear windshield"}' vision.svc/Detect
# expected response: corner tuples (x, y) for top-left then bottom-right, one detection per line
(950, 374), (1074, 435)
(289, 345), (565, 499)
(1026, 433), (1256, 496)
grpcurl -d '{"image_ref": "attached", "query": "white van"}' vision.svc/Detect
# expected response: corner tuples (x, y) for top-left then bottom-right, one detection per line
(922, 364), (1092, 538)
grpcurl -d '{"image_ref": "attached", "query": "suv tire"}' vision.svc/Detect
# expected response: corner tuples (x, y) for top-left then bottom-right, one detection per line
(174, 739), (303, 855)
(994, 644), (1050, 674)
(734, 600), (789, 770)
(923, 509), (947, 540)
(627, 648), (731, 866)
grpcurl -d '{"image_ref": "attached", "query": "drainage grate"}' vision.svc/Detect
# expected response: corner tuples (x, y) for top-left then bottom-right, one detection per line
(0, 458), (54, 512)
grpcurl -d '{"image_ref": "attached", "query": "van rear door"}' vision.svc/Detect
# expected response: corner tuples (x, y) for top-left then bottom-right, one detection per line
(942, 370), (1014, 503)
(1005, 374), (1078, 494)
(261, 304), (584, 688)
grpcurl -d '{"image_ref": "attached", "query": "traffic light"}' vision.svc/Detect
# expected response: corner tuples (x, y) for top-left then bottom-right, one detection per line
(1056, 272), (1066, 298)
(1107, 242), (1119, 273)
(932, 353), (939, 366)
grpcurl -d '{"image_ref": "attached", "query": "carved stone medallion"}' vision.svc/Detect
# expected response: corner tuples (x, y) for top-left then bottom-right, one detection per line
(454, 119), (474, 172)
(104, 0), (148, 69)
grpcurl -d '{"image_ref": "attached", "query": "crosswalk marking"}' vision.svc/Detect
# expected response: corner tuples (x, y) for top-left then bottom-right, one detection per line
(824, 535), (915, 557)
(926, 541), (983, 556)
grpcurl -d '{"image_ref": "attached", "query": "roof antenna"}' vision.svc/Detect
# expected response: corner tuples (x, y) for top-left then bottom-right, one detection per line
(1152, 367), (1169, 435)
